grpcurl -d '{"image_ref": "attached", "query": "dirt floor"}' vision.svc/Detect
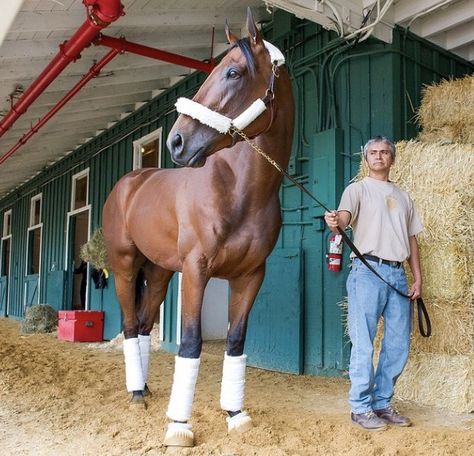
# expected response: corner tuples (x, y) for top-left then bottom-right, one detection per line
(0, 318), (472, 456)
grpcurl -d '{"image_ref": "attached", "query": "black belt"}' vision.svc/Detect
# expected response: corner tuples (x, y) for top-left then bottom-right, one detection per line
(363, 254), (401, 268)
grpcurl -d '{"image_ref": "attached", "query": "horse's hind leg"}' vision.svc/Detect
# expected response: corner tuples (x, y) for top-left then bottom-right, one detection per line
(108, 244), (148, 406)
(221, 266), (265, 434)
(135, 261), (173, 396)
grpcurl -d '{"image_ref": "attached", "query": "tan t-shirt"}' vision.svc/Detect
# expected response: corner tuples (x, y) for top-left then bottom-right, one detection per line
(338, 176), (423, 262)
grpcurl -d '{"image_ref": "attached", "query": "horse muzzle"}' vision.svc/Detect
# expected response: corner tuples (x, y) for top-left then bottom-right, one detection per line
(168, 133), (207, 168)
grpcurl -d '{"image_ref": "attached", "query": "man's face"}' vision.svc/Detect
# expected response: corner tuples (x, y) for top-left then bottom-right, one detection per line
(365, 142), (393, 173)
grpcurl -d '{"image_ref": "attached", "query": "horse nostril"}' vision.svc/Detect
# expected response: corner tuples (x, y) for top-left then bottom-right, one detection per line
(171, 133), (184, 155)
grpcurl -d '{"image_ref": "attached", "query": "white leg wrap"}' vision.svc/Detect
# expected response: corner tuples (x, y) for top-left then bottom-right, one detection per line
(123, 338), (145, 392)
(138, 334), (151, 383)
(220, 352), (247, 412)
(166, 356), (201, 422)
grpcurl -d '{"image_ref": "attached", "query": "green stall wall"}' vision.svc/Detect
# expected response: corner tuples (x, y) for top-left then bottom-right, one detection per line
(0, 12), (471, 373)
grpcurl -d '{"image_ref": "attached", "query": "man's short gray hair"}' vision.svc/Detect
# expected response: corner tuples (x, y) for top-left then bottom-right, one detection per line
(363, 136), (396, 160)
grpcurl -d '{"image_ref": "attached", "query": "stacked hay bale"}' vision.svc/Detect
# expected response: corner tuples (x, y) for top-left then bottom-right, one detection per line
(417, 76), (474, 144)
(389, 140), (474, 413)
(361, 74), (474, 413)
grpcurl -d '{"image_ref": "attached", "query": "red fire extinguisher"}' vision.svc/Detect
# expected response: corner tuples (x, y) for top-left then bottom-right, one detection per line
(327, 234), (343, 272)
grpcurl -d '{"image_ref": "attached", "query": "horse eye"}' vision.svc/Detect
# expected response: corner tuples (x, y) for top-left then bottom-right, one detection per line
(226, 68), (241, 80)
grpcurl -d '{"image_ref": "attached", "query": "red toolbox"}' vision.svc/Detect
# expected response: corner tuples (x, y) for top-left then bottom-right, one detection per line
(58, 310), (104, 342)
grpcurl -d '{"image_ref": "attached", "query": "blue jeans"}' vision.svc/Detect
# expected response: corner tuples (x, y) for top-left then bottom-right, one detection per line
(346, 258), (412, 414)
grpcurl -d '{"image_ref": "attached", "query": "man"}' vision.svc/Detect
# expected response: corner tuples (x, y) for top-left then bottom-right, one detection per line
(324, 136), (422, 431)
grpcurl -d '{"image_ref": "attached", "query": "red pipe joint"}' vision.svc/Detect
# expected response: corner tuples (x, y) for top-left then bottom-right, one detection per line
(83, 0), (124, 24)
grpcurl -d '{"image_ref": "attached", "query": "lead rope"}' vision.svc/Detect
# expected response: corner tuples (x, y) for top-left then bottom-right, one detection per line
(231, 127), (431, 337)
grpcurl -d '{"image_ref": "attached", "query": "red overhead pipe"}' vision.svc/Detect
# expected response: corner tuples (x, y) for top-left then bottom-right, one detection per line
(95, 34), (215, 74)
(0, 49), (120, 166)
(0, 0), (124, 138)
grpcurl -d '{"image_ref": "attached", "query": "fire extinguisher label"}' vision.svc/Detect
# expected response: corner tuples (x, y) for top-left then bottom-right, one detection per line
(329, 237), (343, 254)
(329, 257), (341, 266)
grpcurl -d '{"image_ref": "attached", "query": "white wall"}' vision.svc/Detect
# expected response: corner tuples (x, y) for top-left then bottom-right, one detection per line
(201, 278), (229, 340)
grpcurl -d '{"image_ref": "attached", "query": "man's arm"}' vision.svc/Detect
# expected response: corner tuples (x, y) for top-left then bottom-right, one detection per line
(407, 235), (422, 299)
(324, 210), (351, 233)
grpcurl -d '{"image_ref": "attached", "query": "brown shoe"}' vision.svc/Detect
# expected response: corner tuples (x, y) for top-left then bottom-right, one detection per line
(351, 411), (388, 431)
(374, 405), (412, 427)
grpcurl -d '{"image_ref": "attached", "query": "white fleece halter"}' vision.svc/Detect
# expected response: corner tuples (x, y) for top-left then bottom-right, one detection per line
(175, 40), (285, 134)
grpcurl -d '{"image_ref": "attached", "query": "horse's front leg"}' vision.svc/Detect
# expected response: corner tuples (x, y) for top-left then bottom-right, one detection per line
(164, 258), (208, 448)
(221, 265), (265, 434)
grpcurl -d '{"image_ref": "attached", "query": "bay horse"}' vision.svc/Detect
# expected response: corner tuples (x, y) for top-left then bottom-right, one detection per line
(102, 8), (294, 447)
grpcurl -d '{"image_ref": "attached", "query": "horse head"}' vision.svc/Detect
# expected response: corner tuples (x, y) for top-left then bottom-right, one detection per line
(167, 8), (285, 167)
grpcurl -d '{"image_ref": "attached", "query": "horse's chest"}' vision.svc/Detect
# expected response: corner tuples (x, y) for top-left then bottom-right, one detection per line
(210, 223), (277, 276)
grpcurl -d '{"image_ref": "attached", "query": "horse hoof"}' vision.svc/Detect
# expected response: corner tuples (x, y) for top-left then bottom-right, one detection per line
(164, 422), (194, 447)
(143, 384), (152, 397)
(129, 391), (147, 410)
(226, 411), (253, 434)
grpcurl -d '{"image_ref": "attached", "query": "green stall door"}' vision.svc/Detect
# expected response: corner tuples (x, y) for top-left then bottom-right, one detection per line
(90, 273), (123, 341)
(24, 274), (39, 309)
(245, 248), (304, 374)
(46, 270), (66, 311)
(0, 276), (7, 316)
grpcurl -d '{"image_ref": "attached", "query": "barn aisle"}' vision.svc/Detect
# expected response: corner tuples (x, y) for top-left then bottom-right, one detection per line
(0, 318), (471, 456)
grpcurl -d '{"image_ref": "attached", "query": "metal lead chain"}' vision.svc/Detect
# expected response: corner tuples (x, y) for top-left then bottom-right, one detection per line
(230, 126), (331, 212)
(230, 127), (284, 174)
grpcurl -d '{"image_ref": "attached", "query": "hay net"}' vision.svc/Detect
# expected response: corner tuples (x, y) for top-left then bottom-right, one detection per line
(80, 228), (110, 271)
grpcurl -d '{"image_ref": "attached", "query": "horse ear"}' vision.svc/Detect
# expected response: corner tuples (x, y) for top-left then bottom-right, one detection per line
(225, 19), (238, 45)
(246, 7), (262, 45)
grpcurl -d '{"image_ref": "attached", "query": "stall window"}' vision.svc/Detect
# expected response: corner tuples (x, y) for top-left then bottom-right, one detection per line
(3, 210), (11, 237)
(27, 195), (42, 275)
(1, 210), (12, 275)
(71, 170), (89, 210)
(133, 128), (162, 170)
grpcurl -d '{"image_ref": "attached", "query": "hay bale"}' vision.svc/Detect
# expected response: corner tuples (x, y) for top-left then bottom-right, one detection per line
(419, 126), (474, 145)
(80, 228), (110, 270)
(409, 300), (474, 355)
(20, 304), (58, 334)
(395, 353), (474, 413)
(392, 142), (474, 245)
(413, 242), (473, 302)
(417, 75), (474, 144)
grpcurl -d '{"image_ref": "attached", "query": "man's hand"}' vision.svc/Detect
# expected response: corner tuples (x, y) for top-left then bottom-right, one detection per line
(410, 280), (422, 300)
(324, 211), (339, 230)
